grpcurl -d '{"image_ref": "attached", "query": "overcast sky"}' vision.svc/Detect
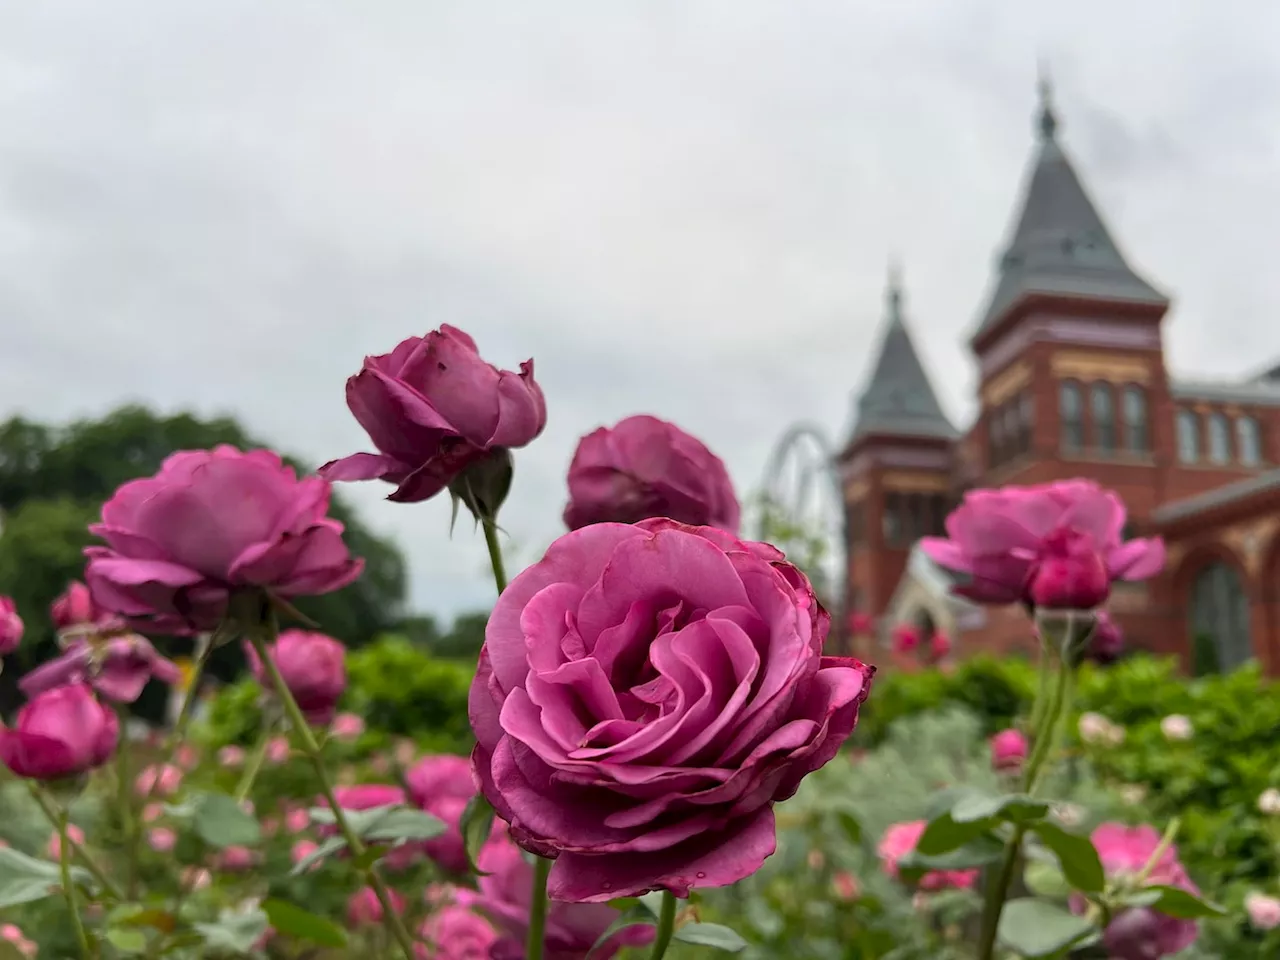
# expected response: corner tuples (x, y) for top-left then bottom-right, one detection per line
(2, 2), (1278, 620)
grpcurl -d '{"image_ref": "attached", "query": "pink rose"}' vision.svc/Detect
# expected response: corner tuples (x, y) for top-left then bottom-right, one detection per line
(347, 886), (406, 927)
(51, 581), (102, 631)
(847, 611), (874, 636)
(321, 325), (546, 504)
(0, 683), (119, 780)
(213, 845), (258, 872)
(1245, 892), (1280, 931)
(245, 629), (346, 725)
(218, 745), (246, 767)
(928, 632), (952, 661)
(562, 415), (740, 533)
(1088, 611), (1125, 663)
(84, 446), (363, 634)
(265, 737), (291, 764)
(406, 754), (476, 874)
(878, 821), (979, 891)
(466, 830), (654, 959)
(21, 633), (182, 704)
(284, 808), (311, 834)
(416, 905), (497, 960)
(920, 479), (1164, 608)
(990, 729), (1028, 773)
(135, 764), (183, 798)
(470, 518), (875, 901)
(892, 624), (920, 655)
(291, 840), (321, 871)
(330, 712), (365, 740)
(0, 596), (23, 656)
(1086, 822), (1200, 958)
(147, 827), (177, 853)
(47, 823), (85, 861)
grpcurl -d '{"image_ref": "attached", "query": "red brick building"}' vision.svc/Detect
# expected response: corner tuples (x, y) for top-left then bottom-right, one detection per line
(839, 87), (1280, 676)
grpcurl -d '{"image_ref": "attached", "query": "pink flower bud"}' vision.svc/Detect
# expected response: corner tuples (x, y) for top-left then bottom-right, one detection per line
(1028, 531), (1110, 610)
(174, 744), (200, 770)
(291, 840), (321, 872)
(1245, 892), (1280, 931)
(265, 737), (291, 765)
(218, 745), (246, 767)
(135, 764), (183, 798)
(394, 739), (417, 767)
(347, 886), (406, 926)
(0, 684), (118, 780)
(245, 631), (346, 726)
(142, 803), (165, 823)
(832, 872), (860, 901)
(329, 712), (365, 741)
(990, 729), (1028, 773)
(284, 808), (310, 834)
(213, 846), (258, 872)
(147, 828), (176, 853)
(47, 823), (85, 861)
(0, 596), (24, 656)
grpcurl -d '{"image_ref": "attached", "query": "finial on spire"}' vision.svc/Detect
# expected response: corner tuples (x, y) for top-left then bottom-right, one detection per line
(886, 258), (904, 320)
(1036, 60), (1058, 140)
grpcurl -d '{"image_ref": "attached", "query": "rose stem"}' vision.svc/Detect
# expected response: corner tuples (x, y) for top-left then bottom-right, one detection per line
(234, 721), (275, 803)
(975, 614), (1077, 960)
(248, 614), (418, 960)
(525, 856), (552, 960)
(59, 809), (93, 958)
(648, 891), (678, 959)
(114, 704), (139, 898)
(26, 781), (123, 900)
(481, 517), (509, 593)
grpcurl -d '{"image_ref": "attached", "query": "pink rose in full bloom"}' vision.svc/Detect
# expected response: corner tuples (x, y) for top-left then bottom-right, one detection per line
(416, 905), (497, 960)
(0, 596), (23, 656)
(320, 325), (546, 504)
(470, 519), (875, 901)
(348, 886), (406, 927)
(330, 712), (365, 741)
(892, 624), (920, 655)
(463, 830), (654, 959)
(562, 416), (740, 533)
(406, 754), (475, 874)
(84, 446), (364, 634)
(245, 630), (347, 725)
(147, 828), (177, 853)
(0, 684), (119, 780)
(878, 821), (979, 891)
(47, 823), (85, 861)
(920, 480), (1164, 609)
(1084, 823), (1200, 959)
(218, 745), (246, 767)
(1245, 892), (1280, 931)
(21, 633), (182, 704)
(990, 729), (1028, 773)
(135, 764), (183, 798)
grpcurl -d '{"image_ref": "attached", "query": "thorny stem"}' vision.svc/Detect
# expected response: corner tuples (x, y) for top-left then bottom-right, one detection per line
(481, 517), (509, 594)
(249, 616), (418, 960)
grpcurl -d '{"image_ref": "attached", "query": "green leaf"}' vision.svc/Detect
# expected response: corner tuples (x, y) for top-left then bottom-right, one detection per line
(0, 845), (91, 908)
(899, 835), (1005, 880)
(673, 922), (748, 952)
(290, 836), (348, 875)
(1023, 861), (1071, 899)
(834, 810), (863, 844)
(1140, 885), (1228, 918)
(1030, 822), (1105, 894)
(105, 928), (149, 954)
(951, 793), (1049, 826)
(914, 812), (994, 856)
(460, 793), (496, 874)
(638, 891), (667, 917)
(997, 898), (1096, 958)
(262, 899), (348, 947)
(363, 808), (445, 843)
(193, 907), (270, 954)
(192, 791), (261, 849)
(586, 905), (653, 959)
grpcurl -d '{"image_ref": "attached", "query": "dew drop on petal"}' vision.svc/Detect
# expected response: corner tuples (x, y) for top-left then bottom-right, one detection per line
(696, 872), (707, 879)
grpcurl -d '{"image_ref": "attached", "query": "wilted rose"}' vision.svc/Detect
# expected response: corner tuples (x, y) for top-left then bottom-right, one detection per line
(0, 684), (119, 781)
(470, 519), (874, 901)
(321, 325), (545, 504)
(84, 446), (363, 634)
(562, 415), (740, 533)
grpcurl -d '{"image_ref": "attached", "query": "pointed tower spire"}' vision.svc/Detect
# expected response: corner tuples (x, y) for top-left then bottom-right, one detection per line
(850, 265), (957, 444)
(971, 77), (1166, 343)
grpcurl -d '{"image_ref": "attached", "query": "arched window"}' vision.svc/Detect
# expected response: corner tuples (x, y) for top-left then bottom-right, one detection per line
(882, 493), (901, 545)
(1122, 385), (1148, 453)
(1091, 382), (1116, 453)
(1019, 393), (1034, 455)
(1177, 410), (1200, 463)
(1060, 381), (1083, 453)
(1237, 416), (1262, 466)
(1208, 412), (1231, 464)
(1190, 562), (1252, 670)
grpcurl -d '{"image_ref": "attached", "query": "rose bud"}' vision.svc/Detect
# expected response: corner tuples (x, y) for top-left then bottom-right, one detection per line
(50, 581), (104, 632)
(135, 764), (183, 798)
(0, 596), (23, 656)
(321, 325), (545, 504)
(147, 828), (177, 853)
(330, 712), (365, 741)
(562, 415), (740, 533)
(1245, 892), (1280, 931)
(21, 633), (182, 704)
(347, 886), (406, 926)
(1028, 530), (1110, 610)
(84, 446), (363, 635)
(0, 683), (119, 781)
(1087, 611), (1124, 664)
(990, 729), (1028, 773)
(245, 630), (346, 725)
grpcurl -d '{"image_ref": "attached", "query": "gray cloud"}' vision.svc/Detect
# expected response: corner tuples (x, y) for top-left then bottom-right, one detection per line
(2, 1), (1279, 617)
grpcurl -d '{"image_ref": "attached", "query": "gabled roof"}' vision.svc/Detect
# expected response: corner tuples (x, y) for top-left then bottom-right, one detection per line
(972, 83), (1167, 342)
(1153, 467), (1280, 525)
(849, 270), (958, 445)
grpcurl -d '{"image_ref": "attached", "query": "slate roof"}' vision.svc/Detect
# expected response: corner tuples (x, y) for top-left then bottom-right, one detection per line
(849, 271), (958, 444)
(1153, 467), (1280, 525)
(1170, 378), (1280, 407)
(972, 85), (1167, 341)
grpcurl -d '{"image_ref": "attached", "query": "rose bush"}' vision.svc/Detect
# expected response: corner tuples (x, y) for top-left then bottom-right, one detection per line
(469, 517), (874, 900)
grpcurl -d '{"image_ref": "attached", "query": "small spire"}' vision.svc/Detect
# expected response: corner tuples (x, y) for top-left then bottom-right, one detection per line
(886, 259), (904, 321)
(1036, 62), (1058, 141)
